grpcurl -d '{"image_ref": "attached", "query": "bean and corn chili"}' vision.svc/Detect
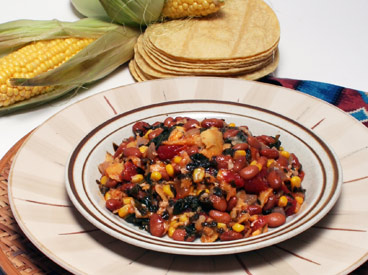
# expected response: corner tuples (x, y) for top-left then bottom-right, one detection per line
(97, 117), (305, 242)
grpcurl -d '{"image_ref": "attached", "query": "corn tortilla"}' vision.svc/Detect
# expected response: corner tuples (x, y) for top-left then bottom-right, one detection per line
(145, 0), (280, 61)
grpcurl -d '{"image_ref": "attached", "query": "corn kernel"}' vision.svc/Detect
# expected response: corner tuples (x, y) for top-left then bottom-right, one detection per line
(166, 164), (174, 177)
(168, 226), (176, 237)
(173, 156), (182, 163)
(234, 150), (246, 158)
(252, 229), (262, 236)
(144, 129), (153, 139)
(179, 214), (189, 223)
(278, 196), (288, 207)
(290, 176), (301, 189)
(118, 205), (131, 218)
(139, 145), (148, 154)
(104, 192), (112, 201)
(250, 160), (262, 171)
(217, 222), (227, 229)
(192, 167), (205, 183)
(228, 123), (236, 127)
(295, 196), (304, 205)
(131, 174), (144, 183)
(196, 188), (209, 195)
(280, 150), (290, 158)
(163, 185), (174, 198)
(232, 223), (245, 233)
(150, 171), (162, 181)
(266, 159), (275, 167)
(123, 197), (132, 205)
(100, 175), (109, 185)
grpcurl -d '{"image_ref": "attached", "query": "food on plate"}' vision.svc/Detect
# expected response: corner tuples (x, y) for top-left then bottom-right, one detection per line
(97, 116), (305, 242)
(129, 0), (280, 81)
(0, 18), (139, 114)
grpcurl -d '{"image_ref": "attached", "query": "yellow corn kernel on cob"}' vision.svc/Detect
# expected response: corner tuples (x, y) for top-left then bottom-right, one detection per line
(161, 0), (225, 19)
(0, 37), (95, 107)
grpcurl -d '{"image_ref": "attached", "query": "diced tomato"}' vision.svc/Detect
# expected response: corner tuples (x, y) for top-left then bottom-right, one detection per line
(251, 216), (267, 231)
(121, 161), (137, 181)
(221, 170), (245, 188)
(157, 145), (184, 160)
(285, 196), (297, 216)
(242, 169), (269, 193)
(290, 153), (301, 170)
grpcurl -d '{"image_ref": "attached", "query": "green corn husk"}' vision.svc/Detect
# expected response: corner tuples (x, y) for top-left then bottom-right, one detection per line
(71, 0), (110, 20)
(99, 0), (165, 27)
(0, 18), (140, 116)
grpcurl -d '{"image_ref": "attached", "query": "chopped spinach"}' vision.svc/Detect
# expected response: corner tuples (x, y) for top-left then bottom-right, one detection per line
(125, 214), (149, 231)
(222, 148), (235, 156)
(269, 134), (281, 150)
(149, 126), (174, 148)
(236, 131), (248, 142)
(173, 195), (200, 215)
(186, 153), (211, 172)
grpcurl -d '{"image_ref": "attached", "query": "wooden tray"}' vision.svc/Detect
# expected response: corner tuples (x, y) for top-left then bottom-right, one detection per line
(0, 133), (69, 274)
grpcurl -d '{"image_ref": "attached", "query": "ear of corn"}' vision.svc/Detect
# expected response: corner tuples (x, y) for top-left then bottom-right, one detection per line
(161, 0), (225, 19)
(0, 18), (140, 115)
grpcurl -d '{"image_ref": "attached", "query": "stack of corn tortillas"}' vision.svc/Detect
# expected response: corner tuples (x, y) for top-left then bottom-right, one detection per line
(129, 0), (280, 82)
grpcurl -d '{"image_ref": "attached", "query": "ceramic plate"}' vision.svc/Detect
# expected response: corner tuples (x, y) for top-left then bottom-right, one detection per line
(66, 100), (342, 255)
(8, 77), (368, 274)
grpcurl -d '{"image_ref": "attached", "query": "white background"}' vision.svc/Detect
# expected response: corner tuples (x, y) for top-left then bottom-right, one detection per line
(1, 0), (368, 159)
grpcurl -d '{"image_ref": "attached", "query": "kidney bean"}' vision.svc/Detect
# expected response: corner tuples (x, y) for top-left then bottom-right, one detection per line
(209, 210), (231, 223)
(257, 156), (267, 168)
(267, 170), (282, 189)
(185, 235), (196, 242)
(164, 117), (176, 127)
(121, 161), (137, 181)
(215, 155), (232, 169)
(263, 195), (277, 211)
(172, 228), (186, 241)
(105, 179), (118, 188)
(233, 143), (248, 150)
(210, 195), (227, 212)
(260, 148), (279, 159)
(149, 213), (166, 237)
(247, 136), (261, 149)
(201, 118), (224, 128)
(183, 119), (200, 130)
(239, 165), (260, 180)
(105, 199), (122, 212)
(227, 196), (238, 211)
(132, 121), (150, 135)
(148, 128), (163, 140)
(257, 135), (275, 146)
(220, 230), (243, 241)
(174, 116), (186, 123)
(247, 204), (262, 215)
(265, 213), (286, 228)
(233, 157), (246, 172)
(223, 129), (239, 139)
(123, 147), (142, 158)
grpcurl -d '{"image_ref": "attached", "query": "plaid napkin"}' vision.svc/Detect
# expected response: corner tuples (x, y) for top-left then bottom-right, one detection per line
(259, 76), (368, 128)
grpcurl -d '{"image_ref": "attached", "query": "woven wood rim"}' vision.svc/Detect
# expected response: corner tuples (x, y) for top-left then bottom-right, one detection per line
(0, 132), (69, 275)
(0, 132), (367, 275)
